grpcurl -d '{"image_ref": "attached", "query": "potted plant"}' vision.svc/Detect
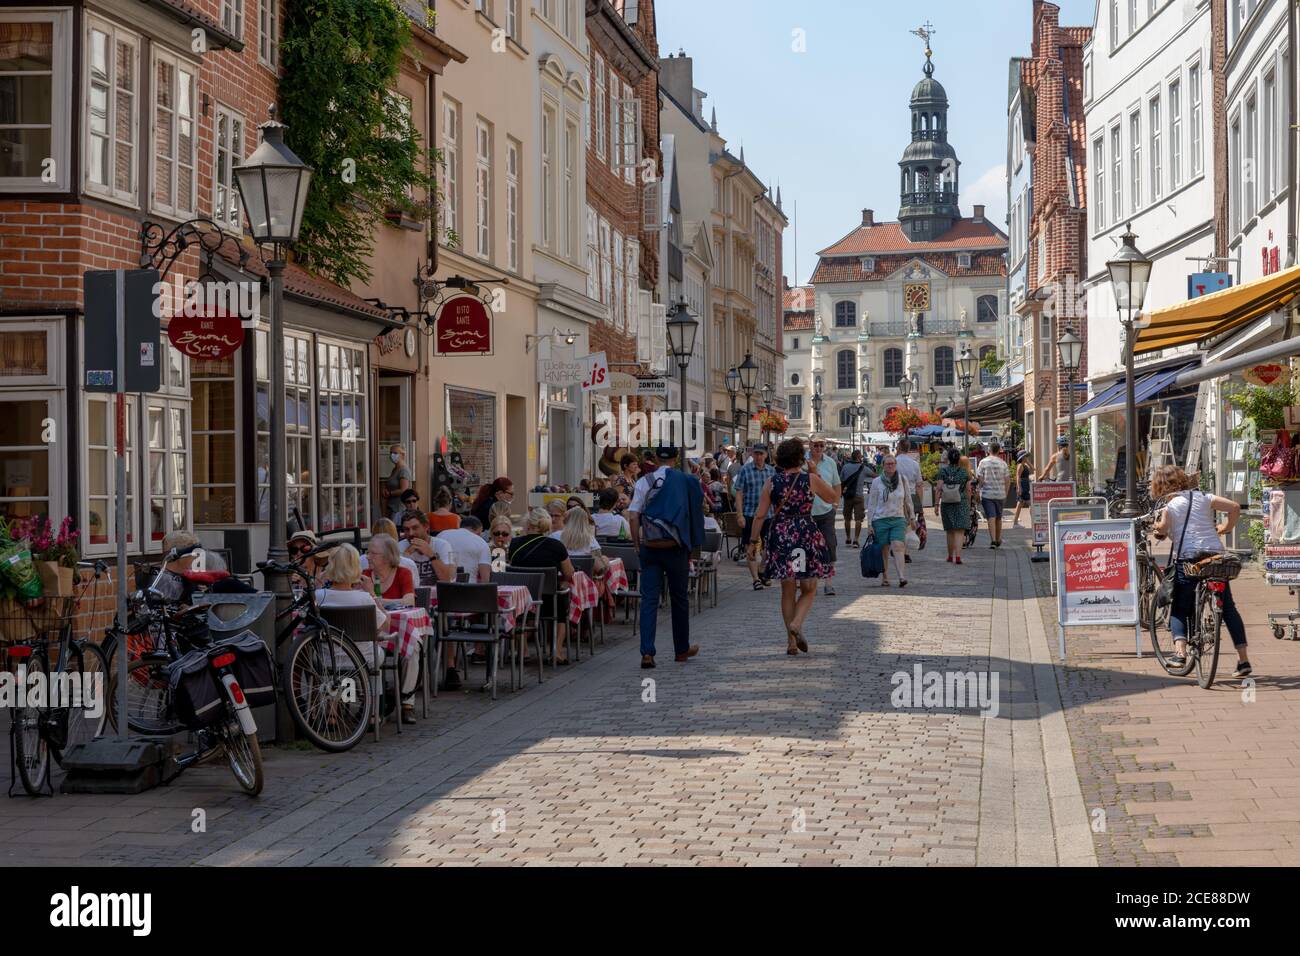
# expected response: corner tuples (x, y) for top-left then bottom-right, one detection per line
(12, 515), (80, 597)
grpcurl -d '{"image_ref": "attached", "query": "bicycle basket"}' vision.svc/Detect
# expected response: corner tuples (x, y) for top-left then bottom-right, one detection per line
(0, 594), (77, 645)
(1184, 552), (1242, 581)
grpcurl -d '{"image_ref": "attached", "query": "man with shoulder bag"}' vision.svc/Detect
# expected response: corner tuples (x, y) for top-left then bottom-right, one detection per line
(628, 446), (705, 669)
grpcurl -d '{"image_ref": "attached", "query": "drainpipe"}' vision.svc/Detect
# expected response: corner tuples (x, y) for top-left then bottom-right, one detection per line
(1289, 0), (1298, 268)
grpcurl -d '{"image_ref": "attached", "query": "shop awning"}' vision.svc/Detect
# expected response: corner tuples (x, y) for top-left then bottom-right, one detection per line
(1077, 363), (1197, 418)
(1134, 266), (1300, 355)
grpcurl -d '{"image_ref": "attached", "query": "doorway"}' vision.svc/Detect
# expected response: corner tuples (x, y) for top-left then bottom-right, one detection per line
(378, 375), (414, 496)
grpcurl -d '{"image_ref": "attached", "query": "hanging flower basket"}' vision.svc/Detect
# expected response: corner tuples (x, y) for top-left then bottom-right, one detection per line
(756, 409), (788, 434)
(882, 408), (940, 436)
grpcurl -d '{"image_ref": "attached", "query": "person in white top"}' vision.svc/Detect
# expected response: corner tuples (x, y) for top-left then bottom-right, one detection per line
(552, 506), (609, 575)
(1151, 464), (1250, 677)
(592, 488), (631, 539)
(398, 510), (455, 588)
(317, 544), (393, 708)
(867, 455), (915, 587)
(436, 515), (494, 583)
(360, 517), (421, 581)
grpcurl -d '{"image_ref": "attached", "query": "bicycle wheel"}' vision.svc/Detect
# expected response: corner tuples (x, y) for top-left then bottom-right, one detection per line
(283, 626), (371, 752)
(1194, 586), (1222, 690)
(11, 653), (50, 795)
(1148, 582), (1193, 677)
(221, 721), (264, 796)
(53, 641), (108, 762)
(105, 658), (185, 736)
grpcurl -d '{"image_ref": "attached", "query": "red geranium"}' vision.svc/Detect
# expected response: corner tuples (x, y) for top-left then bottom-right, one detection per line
(882, 408), (941, 436)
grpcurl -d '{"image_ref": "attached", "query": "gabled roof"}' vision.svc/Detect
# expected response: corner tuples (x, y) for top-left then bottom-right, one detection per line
(783, 285), (815, 312)
(816, 217), (1008, 257)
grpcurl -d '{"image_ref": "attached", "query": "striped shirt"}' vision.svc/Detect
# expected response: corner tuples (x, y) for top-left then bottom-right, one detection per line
(976, 455), (1010, 500)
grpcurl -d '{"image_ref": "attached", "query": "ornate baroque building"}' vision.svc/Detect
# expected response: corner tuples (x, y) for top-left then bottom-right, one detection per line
(806, 45), (1008, 442)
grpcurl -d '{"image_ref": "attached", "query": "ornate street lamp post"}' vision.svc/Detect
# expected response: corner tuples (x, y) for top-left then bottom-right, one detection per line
(1107, 225), (1153, 517)
(760, 382), (774, 446)
(899, 375), (912, 409)
(725, 365), (740, 450)
(233, 114), (313, 624)
(666, 298), (699, 473)
(811, 388), (824, 435)
(1057, 330), (1083, 486)
(738, 352), (758, 448)
(956, 345), (976, 455)
(927, 385), (938, 414)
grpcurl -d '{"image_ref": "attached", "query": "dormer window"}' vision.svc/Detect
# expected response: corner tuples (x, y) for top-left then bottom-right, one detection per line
(861, 256), (875, 273)
(958, 253), (972, 268)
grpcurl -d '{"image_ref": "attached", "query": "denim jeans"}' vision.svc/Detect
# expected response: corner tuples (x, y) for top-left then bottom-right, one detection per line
(1169, 562), (1248, 648)
(638, 545), (691, 658)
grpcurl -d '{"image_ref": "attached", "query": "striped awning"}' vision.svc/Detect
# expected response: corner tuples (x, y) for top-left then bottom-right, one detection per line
(1134, 266), (1300, 355)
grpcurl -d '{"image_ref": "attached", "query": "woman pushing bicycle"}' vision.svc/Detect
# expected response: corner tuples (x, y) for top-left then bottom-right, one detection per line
(1150, 464), (1251, 677)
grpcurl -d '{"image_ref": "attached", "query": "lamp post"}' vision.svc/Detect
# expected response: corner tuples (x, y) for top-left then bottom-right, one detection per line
(666, 298), (699, 472)
(725, 365), (740, 450)
(739, 352), (758, 448)
(854, 402), (867, 453)
(956, 345), (976, 455)
(1107, 225), (1153, 517)
(811, 388), (824, 435)
(1057, 330), (1083, 486)
(760, 382), (773, 445)
(233, 114), (313, 629)
(927, 386), (938, 415)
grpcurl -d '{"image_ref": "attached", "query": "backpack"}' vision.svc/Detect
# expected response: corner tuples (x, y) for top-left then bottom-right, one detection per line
(641, 472), (684, 549)
(841, 463), (865, 498)
(941, 469), (964, 504)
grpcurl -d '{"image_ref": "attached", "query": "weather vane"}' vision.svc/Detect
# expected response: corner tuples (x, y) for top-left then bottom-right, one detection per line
(911, 20), (936, 75)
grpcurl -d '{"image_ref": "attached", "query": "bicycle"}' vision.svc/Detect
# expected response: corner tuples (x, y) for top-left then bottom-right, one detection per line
(4, 562), (109, 797)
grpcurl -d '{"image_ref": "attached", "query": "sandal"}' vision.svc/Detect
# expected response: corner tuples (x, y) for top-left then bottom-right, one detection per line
(793, 629), (808, 653)
(881, 579), (891, 587)
(753, 580), (765, 591)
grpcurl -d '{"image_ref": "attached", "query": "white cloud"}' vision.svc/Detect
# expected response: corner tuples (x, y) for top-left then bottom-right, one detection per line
(963, 164), (1007, 228)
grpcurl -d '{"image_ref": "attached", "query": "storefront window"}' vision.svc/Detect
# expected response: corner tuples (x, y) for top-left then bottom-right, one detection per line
(1094, 410), (1125, 492)
(255, 330), (314, 528)
(192, 353), (237, 523)
(0, 398), (52, 523)
(84, 393), (135, 549)
(316, 340), (367, 532)
(0, 328), (48, 380)
(146, 401), (189, 540)
(447, 387), (495, 486)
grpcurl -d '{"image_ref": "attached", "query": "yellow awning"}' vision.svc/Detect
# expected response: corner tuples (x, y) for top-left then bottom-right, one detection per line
(1134, 266), (1300, 355)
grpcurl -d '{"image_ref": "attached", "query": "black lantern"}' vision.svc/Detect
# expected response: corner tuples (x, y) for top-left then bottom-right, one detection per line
(234, 116), (313, 246)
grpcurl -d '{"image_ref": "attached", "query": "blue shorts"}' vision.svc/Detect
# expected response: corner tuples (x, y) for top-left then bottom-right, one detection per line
(981, 497), (1004, 519)
(872, 517), (908, 547)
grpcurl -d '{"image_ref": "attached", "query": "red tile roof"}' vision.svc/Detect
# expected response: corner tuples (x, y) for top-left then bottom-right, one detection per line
(783, 285), (815, 311)
(784, 313), (814, 331)
(811, 250), (1007, 285)
(816, 218), (1008, 257)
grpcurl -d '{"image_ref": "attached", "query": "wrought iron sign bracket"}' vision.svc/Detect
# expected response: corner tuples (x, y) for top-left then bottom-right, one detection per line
(413, 260), (508, 336)
(139, 218), (249, 282)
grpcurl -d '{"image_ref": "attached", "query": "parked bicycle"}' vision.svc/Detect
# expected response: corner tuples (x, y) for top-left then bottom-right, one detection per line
(4, 562), (109, 797)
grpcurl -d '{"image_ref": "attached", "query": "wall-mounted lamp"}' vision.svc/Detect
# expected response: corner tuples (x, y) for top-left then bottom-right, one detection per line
(525, 327), (578, 353)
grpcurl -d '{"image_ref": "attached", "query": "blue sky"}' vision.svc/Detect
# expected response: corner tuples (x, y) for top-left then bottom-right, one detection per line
(657, 0), (1098, 286)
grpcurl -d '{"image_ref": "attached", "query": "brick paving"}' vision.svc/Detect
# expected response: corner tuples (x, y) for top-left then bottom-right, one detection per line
(13, 517), (1296, 866)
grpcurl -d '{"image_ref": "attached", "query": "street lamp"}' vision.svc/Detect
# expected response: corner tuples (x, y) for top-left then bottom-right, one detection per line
(1107, 225), (1153, 516)
(1057, 330), (1084, 485)
(956, 345), (976, 454)
(899, 375), (912, 408)
(854, 402), (867, 454)
(739, 352), (758, 447)
(234, 113), (313, 634)
(725, 365), (740, 449)
(927, 385), (938, 414)
(666, 298), (698, 472)
(811, 388), (824, 434)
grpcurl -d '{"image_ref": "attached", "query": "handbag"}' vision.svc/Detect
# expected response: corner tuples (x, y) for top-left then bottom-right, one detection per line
(1154, 491), (1193, 609)
(860, 538), (885, 579)
(1262, 429), (1295, 481)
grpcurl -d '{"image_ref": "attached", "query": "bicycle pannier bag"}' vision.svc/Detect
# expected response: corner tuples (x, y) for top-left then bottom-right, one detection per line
(220, 630), (276, 710)
(167, 648), (225, 729)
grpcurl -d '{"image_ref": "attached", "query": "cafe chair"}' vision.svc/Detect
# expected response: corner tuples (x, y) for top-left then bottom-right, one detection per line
(490, 570), (545, 688)
(318, 605), (390, 742)
(507, 565), (567, 672)
(431, 583), (506, 700)
(599, 545), (641, 637)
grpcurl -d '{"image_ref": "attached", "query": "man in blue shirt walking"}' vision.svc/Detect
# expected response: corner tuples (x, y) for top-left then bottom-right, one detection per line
(732, 444), (776, 589)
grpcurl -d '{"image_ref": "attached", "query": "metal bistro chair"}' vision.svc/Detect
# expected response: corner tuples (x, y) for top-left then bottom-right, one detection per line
(431, 583), (507, 700)
(490, 570), (544, 687)
(507, 565), (567, 671)
(720, 512), (745, 561)
(567, 555), (603, 652)
(413, 585), (434, 716)
(692, 530), (722, 611)
(600, 545), (642, 636)
(318, 604), (390, 742)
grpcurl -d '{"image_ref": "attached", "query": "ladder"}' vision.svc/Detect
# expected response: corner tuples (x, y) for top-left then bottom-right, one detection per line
(1183, 380), (1211, 480)
(1147, 407), (1174, 475)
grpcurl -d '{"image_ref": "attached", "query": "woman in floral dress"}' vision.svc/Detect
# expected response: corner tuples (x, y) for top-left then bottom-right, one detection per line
(933, 447), (972, 564)
(748, 437), (841, 656)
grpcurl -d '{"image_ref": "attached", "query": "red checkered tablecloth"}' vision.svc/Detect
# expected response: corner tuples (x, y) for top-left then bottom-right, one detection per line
(568, 571), (601, 624)
(429, 584), (534, 632)
(383, 607), (432, 660)
(601, 557), (629, 605)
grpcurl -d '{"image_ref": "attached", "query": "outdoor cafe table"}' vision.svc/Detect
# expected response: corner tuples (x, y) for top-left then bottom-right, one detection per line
(383, 606), (432, 660)
(567, 570), (601, 624)
(599, 557), (628, 606)
(428, 583), (534, 632)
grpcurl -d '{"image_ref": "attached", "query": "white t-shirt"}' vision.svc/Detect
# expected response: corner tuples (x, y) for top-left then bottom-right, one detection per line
(436, 527), (494, 580)
(895, 453), (922, 493)
(1164, 491), (1224, 558)
(317, 586), (386, 632)
(593, 510), (630, 539)
(397, 535), (453, 586)
(628, 465), (673, 514)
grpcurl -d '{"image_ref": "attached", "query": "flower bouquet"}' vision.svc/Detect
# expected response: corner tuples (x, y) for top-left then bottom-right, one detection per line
(756, 409), (789, 435)
(14, 515), (80, 597)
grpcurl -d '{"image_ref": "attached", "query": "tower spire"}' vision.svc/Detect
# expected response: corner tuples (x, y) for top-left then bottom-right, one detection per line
(897, 24), (960, 243)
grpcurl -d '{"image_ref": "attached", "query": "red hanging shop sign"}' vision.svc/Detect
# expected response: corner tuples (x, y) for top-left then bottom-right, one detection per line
(167, 312), (245, 359)
(432, 294), (494, 356)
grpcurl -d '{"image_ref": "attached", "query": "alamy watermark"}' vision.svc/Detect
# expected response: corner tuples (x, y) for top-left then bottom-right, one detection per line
(594, 402), (706, 455)
(151, 274), (263, 327)
(0, 665), (104, 721)
(890, 665), (999, 719)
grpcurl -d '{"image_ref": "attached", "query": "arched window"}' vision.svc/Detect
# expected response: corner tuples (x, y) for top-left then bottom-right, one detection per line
(980, 345), (998, 388)
(839, 407), (855, 428)
(977, 294), (999, 323)
(883, 348), (904, 389)
(933, 346), (954, 387)
(836, 350), (856, 390)
(834, 301), (857, 328)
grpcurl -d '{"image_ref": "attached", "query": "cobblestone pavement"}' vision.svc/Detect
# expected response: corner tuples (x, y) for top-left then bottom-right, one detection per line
(0, 521), (1127, 866)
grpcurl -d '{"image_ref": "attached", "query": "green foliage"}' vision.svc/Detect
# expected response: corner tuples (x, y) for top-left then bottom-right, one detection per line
(979, 350), (1005, 376)
(920, 450), (942, 484)
(1072, 421), (1093, 489)
(1246, 519), (1266, 553)
(279, 0), (437, 286)
(1224, 380), (1297, 433)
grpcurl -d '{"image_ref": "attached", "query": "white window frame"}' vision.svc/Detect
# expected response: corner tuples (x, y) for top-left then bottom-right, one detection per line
(541, 102), (556, 251)
(1263, 66), (1276, 202)
(1093, 137), (1106, 230)
(1169, 77), (1182, 189)
(1189, 59), (1203, 176)
(564, 116), (579, 259)
(585, 204), (598, 299)
(191, 352), (241, 525)
(143, 395), (192, 547)
(82, 392), (138, 557)
(258, 0), (278, 69)
(149, 46), (198, 220)
(1039, 315), (1052, 370)
(594, 56), (607, 162)
(613, 230), (625, 328)
(1244, 90), (1257, 221)
(316, 338), (369, 534)
(1128, 109), (1141, 213)
(221, 0), (244, 39)
(1230, 110), (1242, 234)
(621, 79), (637, 184)
(442, 98), (460, 241)
(505, 0), (518, 38)
(213, 104), (245, 231)
(506, 137), (520, 273)
(1110, 123), (1122, 222)
(599, 217), (611, 307)
(0, 319), (62, 387)
(625, 239), (638, 335)
(0, 8), (72, 192)
(83, 16), (139, 204)
(475, 118), (492, 261)
(608, 69), (620, 173)
(1148, 95), (1161, 202)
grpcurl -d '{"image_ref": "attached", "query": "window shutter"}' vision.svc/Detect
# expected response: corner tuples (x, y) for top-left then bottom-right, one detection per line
(642, 180), (661, 231)
(650, 302), (667, 374)
(636, 290), (652, 363)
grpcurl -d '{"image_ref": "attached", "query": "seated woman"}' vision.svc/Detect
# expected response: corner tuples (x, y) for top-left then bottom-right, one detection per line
(361, 518), (420, 581)
(554, 505), (608, 575)
(592, 488), (631, 540)
(488, 517), (515, 553)
(288, 529), (330, 588)
(508, 507), (576, 665)
(427, 487), (461, 534)
(363, 533), (415, 606)
(546, 499), (568, 533)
